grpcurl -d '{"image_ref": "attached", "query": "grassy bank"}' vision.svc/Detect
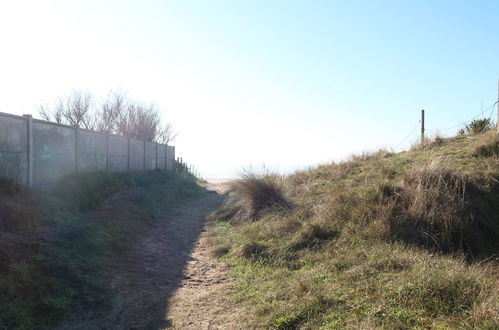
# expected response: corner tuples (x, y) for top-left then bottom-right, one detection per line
(209, 131), (499, 329)
(0, 170), (204, 329)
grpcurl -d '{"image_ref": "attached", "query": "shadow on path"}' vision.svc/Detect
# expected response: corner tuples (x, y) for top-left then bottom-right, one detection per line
(57, 188), (225, 330)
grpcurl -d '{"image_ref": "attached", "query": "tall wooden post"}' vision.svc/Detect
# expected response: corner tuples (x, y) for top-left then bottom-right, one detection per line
(421, 109), (425, 144)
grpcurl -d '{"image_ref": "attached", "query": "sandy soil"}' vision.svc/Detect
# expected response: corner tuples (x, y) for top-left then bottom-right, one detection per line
(57, 180), (249, 330)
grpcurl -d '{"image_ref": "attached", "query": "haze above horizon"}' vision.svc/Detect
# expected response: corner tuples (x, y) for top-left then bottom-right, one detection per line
(1, 1), (498, 178)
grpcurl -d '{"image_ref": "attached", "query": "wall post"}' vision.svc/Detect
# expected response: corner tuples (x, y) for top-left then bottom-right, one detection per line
(172, 146), (175, 171)
(22, 114), (33, 187)
(143, 141), (146, 171)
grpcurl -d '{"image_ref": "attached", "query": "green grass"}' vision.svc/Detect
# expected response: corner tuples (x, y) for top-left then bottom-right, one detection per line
(209, 131), (499, 329)
(0, 170), (204, 329)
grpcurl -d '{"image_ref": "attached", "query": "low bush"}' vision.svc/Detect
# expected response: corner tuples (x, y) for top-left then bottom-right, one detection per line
(466, 118), (492, 135)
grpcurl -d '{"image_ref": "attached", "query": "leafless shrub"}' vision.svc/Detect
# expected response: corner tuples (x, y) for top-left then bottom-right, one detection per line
(38, 89), (177, 143)
(40, 90), (95, 130)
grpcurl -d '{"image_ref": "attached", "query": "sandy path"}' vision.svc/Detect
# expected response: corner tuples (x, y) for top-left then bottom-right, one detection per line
(57, 182), (247, 329)
(166, 181), (250, 329)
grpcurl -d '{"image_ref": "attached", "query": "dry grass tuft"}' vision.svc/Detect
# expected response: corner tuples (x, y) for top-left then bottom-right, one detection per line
(384, 160), (496, 254)
(236, 241), (269, 259)
(348, 149), (394, 163)
(210, 171), (291, 222)
(412, 133), (446, 150)
(235, 171), (291, 218)
(288, 223), (338, 251)
(472, 131), (499, 157)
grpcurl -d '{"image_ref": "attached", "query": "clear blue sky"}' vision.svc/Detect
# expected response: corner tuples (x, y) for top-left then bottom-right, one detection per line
(0, 1), (498, 177)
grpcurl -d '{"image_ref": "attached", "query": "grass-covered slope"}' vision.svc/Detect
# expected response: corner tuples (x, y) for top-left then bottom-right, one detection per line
(210, 131), (499, 329)
(0, 170), (203, 329)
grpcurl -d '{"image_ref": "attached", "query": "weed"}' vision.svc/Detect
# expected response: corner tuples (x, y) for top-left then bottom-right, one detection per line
(466, 118), (492, 135)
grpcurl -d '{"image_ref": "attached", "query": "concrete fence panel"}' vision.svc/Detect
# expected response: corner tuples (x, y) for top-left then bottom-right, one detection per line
(107, 135), (129, 172)
(157, 144), (166, 170)
(77, 129), (107, 172)
(145, 142), (156, 170)
(129, 139), (144, 171)
(33, 121), (76, 186)
(166, 145), (175, 171)
(0, 114), (28, 184)
(0, 112), (178, 187)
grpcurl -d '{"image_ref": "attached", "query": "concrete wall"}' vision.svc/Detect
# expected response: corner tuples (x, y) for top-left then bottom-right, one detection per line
(0, 112), (178, 187)
(145, 142), (156, 170)
(166, 146), (175, 171)
(0, 114), (28, 184)
(108, 135), (128, 172)
(77, 129), (107, 172)
(129, 139), (145, 171)
(33, 121), (76, 187)
(157, 144), (166, 170)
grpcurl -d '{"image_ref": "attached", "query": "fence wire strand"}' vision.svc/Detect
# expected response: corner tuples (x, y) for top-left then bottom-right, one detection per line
(426, 100), (498, 133)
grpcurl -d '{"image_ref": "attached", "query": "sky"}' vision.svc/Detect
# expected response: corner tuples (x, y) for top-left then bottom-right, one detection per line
(0, 1), (498, 178)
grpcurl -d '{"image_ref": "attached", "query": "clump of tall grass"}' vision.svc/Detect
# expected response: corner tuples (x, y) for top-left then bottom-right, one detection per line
(472, 130), (499, 157)
(412, 132), (446, 150)
(385, 160), (494, 254)
(287, 223), (338, 251)
(211, 170), (291, 222)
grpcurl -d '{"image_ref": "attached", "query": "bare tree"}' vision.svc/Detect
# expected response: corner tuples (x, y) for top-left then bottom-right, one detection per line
(39, 100), (64, 124)
(156, 122), (178, 144)
(63, 91), (94, 129)
(96, 90), (127, 133)
(38, 89), (177, 143)
(114, 102), (161, 141)
(39, 90), (95, 129)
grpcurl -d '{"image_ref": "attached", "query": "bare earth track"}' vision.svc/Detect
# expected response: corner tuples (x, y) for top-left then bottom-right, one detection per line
(58, 181), (248, 329)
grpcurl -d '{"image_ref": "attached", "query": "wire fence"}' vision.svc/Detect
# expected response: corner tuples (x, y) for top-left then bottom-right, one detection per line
(393, 99), (498, 149)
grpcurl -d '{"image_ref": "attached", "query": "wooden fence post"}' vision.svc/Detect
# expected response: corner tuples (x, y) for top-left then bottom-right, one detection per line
(421, 109), (425, 144)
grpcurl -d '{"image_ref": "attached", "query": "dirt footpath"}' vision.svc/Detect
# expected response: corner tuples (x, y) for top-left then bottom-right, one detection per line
(58, 181), (248, 330)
